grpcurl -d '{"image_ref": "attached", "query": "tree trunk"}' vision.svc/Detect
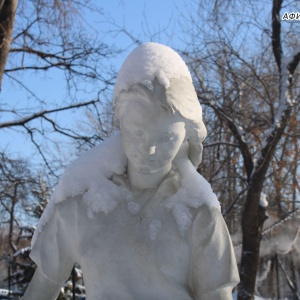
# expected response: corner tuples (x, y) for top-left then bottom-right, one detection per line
(238, 179), (268, 300)
(0, 0), (17, 90)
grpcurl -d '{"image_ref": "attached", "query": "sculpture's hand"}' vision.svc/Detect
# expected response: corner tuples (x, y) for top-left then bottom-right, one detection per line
(22, 268), (63, 300)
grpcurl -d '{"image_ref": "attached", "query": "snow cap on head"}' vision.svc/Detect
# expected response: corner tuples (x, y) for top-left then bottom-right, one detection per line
(113, 42), (193, 101)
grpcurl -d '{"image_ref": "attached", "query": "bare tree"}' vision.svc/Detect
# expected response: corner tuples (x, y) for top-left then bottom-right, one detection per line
(0, 1), (121, 293)
(180, 0), (300, 299)
(0, 0), (17, 89)
(0, 0), (120, 176)
(0, 152), (48, 293)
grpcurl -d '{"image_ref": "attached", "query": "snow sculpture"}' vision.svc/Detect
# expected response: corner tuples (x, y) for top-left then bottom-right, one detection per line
(22, 42), (239, 300)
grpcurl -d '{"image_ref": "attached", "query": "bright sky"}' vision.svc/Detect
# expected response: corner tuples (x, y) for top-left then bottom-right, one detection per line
(99, 0), (188, 66)
(0, 0), (191, 167)
(89, 0), (189, 87)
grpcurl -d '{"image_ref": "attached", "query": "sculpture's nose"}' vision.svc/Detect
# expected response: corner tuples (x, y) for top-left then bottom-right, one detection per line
(140, 138), (156, 156)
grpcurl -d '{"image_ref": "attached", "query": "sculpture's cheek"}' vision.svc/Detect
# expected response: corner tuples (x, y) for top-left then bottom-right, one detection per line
(122, 130), (185, 175)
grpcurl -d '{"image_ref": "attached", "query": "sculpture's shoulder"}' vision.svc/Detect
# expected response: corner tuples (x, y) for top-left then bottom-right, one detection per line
(53, 132), (127, 203)
(194, 204), (224, 227)
(191, 203), (233, 250)
(198, 203), (223, 216)
(164, 160), (221, 235)
(32, 133), (128, 246)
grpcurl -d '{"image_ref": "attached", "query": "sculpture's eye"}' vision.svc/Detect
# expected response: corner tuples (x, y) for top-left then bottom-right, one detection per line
(160, 134), (176, 143)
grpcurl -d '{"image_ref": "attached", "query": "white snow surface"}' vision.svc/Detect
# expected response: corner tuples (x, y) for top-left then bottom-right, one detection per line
(32, 133), (127, 246)
(148, 220), (162, 241)
(32, 133), (220, 245)
(113, 42), (193, 100)
(53, 133), (127, 203)
(166, 158), (220, 235)
(259, 192), (268, 208)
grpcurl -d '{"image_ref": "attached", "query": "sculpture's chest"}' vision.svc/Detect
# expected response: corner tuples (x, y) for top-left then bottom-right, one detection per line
(76, 197), (192, 285)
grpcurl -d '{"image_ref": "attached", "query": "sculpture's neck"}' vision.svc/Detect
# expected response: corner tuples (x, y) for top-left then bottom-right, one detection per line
(127, 161), (172, 190)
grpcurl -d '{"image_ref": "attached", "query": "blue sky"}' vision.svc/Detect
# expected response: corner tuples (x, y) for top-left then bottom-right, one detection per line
(2, 1), (298, 166)
(99, 0), (188, 66)
(0, 0), (190, 167)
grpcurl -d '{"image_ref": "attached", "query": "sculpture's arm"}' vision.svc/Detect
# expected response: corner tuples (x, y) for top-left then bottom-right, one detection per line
(200, 286), (236, 300)
(189, 205), (239, 300)
(22, 267), (71, 300)
(22, 199), (77, 300)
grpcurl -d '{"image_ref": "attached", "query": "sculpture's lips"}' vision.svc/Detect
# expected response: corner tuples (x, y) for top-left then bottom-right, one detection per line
(135, 157), (156, 164)
(135, 161), (156, 167)
(132, 160), (162, 174)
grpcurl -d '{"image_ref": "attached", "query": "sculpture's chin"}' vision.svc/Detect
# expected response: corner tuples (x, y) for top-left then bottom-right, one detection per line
(132, 161), (164, 174)
(134, 165), (161, 174)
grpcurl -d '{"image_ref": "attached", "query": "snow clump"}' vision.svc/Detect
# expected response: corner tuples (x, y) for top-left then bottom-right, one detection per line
(148, 220), (162, 241)
(166, 158), (220, 235)
(32, 133), (128, 245)
(259, 192), (268, 208)
(113, 42), (193, 100)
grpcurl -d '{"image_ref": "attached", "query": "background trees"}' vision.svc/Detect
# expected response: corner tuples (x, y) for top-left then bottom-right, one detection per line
(0, 0), (17, 88)
(183, 1), (300, 299)
(0, 0), (120, 178)
(0, 0), (120, 297)
(0, 152), (50, 297)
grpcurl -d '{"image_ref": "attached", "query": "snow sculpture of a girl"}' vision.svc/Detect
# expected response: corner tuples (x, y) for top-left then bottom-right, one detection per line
(22, 42), (239, 300)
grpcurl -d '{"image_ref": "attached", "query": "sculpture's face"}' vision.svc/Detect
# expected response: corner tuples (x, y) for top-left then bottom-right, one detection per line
(120, 95), (186, 175)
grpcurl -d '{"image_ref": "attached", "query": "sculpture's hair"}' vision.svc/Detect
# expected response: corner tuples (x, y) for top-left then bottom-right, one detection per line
(114, 77), (207, 167)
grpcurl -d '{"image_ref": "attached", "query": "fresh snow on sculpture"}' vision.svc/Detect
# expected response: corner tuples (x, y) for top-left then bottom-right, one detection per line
(113, 42), (193, 99)
(259, 192), (269, 208)
(22, 42), (239, 300)
(31, 133), (128, 246)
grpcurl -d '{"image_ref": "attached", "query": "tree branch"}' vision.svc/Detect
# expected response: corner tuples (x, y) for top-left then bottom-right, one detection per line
(0, 0), (17, 89)
(200, 96), (254, 179)
(253, 0), (300, 181)
(204, 141), (239, 148)
(41, 115), (91, 141)
(24, 125), (58, 178)
(223, 187), (248, 216)
(272, 0), (283, 71)
(0, 100), (98, 129)
(287, 47), (300, 75)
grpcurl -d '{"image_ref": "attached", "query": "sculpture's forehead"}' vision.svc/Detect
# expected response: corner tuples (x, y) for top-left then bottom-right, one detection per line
(113, 42), (193, 101)
(117, 85), (174, 123)
(120, 97), (174, 125)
